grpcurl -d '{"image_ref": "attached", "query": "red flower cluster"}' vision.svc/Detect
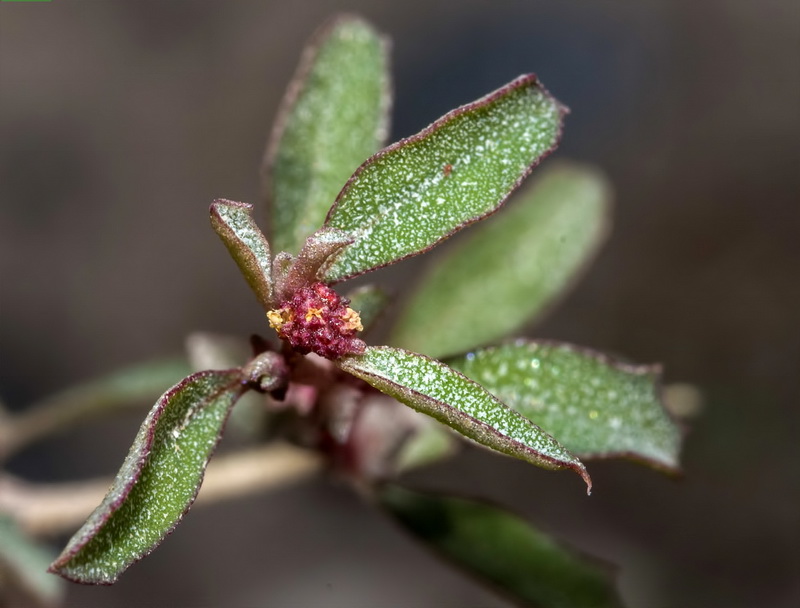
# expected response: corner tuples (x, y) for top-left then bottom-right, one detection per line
(268, 283), (366, 359)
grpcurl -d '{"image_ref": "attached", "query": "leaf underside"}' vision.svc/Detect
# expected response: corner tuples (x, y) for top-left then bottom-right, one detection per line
(323, 74), (566, 282)
(49, 370), (245, 584)
(380, 486), (623, 608)
(391, 161), (611, 359)
(450, 341), (681, 471)
(267, 14), (391, 255)
(339, 346), (590, 491)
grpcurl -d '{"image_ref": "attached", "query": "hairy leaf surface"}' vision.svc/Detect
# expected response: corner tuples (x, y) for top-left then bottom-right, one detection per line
(210, 200), (273, 309)
(267, 15), (390, 254)
(323, 74), (565, 282)
(380, 486), (622, 608)
(451, 341), (681, 470)
(50, 370), (245, 584)
(339, 347), (590, 490)
(392, 162), (611, 358)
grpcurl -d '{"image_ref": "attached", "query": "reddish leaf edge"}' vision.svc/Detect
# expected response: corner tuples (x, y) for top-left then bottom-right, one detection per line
(262, 12), (393, 245)
(338, 346), (592, 494)
(210, 199), (274, 309)
(448, 338), (685, 475)
(48, 369), (247, 585)
(322, 74), (569, 283)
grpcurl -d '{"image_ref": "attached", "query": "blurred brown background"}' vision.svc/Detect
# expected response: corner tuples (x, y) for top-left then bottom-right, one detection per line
(1, 1), (798, 606)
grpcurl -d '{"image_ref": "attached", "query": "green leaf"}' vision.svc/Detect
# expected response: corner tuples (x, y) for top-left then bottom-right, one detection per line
(450, 341), (681, 471)
(0, 516), (64, 606)
(49, 370), (246, 584)
(379, 486), (623, 608)
(266, 15), (391, 255)
(322, 74), (566, 282)
(338, 347), (590, 490)
(391, 161), (611, 358)
(210, 199), (273, 310)
(345, 284), (389, 332)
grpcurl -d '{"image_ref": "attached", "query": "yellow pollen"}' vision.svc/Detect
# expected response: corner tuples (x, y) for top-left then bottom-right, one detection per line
(267, 308), (292, 331)
(305, 307), (324, 322)
(341, 307), (363, 332)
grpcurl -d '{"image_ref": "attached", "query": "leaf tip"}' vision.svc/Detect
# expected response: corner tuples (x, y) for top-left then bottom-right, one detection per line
(209, 198), (254, 216)
(579, 464), (593, 495)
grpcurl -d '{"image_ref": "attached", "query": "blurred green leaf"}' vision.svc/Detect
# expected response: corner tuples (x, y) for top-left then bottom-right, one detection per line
(391, 162), (611, 358)
(339, 347), (591, 490)
(1, 358), (192, 460)
(451, 341), (681, 471)
(345, 284), (389, 332)
(210, 199), (273, 310)
(33, 358), (191, 415)
(49, 370), (246, 584)
(393, 417), (457, 474)
(379, 486), (623, 608)
(322, 74), (566, 282)
(267, 15), (390, 255)
(0, 516), (63, 607)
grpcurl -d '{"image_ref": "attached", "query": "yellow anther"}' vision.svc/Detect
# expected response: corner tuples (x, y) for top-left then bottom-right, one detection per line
(267, 308), (292, 331)
(341, 307), (363, 332)
(305, 307), (324, 322)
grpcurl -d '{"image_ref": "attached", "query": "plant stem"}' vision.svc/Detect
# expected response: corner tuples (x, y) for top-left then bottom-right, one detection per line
(0, 358), (191, 462)
(0, 443), (321, 537)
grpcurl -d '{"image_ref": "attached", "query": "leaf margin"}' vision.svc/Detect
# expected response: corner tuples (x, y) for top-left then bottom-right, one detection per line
(338, 346), (591, 492)
(48, 369), (246, 585)
(263, 13), (392, 254)
(210, 199), (274, 310)
(450, 338), (684, 474)
(322, 73), (568, 283)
